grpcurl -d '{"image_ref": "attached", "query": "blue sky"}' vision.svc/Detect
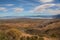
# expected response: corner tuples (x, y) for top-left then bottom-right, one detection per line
(0, 0), (60, 17)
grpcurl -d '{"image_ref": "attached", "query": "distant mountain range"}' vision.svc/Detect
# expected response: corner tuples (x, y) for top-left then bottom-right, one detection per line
(27, 14), (60, 19)
(0, 14), (60, 19)
(54, 14), (60, 19)
(0, 16), (25, 19)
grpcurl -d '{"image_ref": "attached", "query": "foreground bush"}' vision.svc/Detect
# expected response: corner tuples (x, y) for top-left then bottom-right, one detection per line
(0, 30), (8, 40)
(6, 28), (22, 40)
(0, 28), (22, 40)
(20, 36), (44, 40)
(0, 26), (47, 40)
(0, 29), (44, 40)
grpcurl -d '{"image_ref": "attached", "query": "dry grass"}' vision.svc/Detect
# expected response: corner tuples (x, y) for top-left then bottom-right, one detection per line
(0, 19), (60, 40)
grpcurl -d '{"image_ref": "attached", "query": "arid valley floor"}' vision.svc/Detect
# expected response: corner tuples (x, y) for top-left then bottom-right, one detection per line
(0, 18), (60, 40)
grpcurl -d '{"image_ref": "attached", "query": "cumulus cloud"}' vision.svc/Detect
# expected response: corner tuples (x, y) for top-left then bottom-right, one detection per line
(13, 8), (24, 13)
(0, 7), (8, 12)
(32, 4), (55, 13)
(40, 0), (53, 3)
(30, 3), (60, 15)
(42, 4), (60, 15)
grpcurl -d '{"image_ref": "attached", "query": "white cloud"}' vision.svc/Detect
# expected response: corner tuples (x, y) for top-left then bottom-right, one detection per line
(0, 4), (14, 6)
(5, 4), (14, 6)
(40, 0), (53, 3)
(44, 9), (60, 15)
(0, 7), (8, 12)
(55, 4), (60, 8)
(13, 8), (24, 13)
(30, 3), (60, 15)
(42, 4), (60, 15)
(32, 4), (55, 13)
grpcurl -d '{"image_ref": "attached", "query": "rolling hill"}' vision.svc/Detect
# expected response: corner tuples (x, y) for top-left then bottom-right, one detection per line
(0, 18), (60, 40)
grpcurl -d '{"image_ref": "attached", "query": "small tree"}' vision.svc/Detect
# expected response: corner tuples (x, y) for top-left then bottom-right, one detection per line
(38, 37), (44, 40)
(30, 35), (39, 40)
(26, 36), (31, 40)
(20, 36), (27, 40)
(50, 34), (56, 37)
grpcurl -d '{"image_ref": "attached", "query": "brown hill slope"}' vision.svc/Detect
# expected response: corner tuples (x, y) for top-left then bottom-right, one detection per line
(0, 19), (60, 40)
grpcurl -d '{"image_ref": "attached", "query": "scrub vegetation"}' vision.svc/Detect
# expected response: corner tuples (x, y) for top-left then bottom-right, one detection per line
(0, 19), (60, 40)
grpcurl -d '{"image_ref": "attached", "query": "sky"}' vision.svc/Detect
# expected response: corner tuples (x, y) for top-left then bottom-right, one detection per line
(0, 0), (60, 17)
